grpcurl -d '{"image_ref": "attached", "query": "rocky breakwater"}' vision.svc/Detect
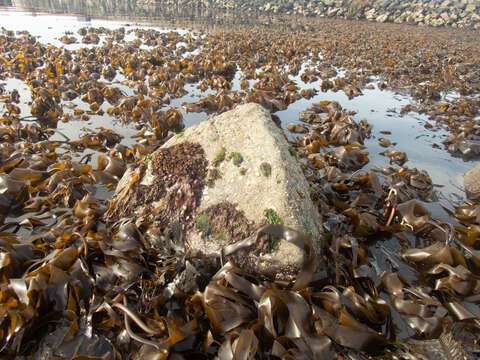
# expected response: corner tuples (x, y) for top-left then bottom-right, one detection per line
(105, 103), (323, 287)
(263, 0), (480, 28)
(162, 0), (480, 29)
(284, 0), (479, 29)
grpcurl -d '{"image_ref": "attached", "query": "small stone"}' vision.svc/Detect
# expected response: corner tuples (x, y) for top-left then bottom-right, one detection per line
(440, 12), (451, 23)
(376, 13), (389, 23)
(466, 4), (476, 12)
(365, 8), (376, 20)
(286, 123), (296, 132)
(378, 138), (391, 148)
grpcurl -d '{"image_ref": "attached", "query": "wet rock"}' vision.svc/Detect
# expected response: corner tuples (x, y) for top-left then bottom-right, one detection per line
(464, 165), (480, 200)
(376, 13), (389, 23)
(365, 8), (376, 20)
(440, 12), (452, 24)
(108, 103), (322, 282)
(465, 4), (477, 13)
(327, 7), (339, 17)
(378, 138), (391, 147)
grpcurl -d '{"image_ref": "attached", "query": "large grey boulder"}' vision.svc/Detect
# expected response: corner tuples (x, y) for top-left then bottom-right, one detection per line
(464, 165), (480, 201)
(106, 103), (323, 282)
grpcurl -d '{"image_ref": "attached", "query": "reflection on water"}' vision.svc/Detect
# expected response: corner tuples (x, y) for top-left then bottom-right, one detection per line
(13, 0), (266, 28)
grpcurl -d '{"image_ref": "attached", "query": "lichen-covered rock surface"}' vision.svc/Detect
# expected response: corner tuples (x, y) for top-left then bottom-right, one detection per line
(106, 103), (323, 282)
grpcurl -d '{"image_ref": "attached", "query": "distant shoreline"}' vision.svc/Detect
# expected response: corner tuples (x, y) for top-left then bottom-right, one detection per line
(12, 0), (480, 30)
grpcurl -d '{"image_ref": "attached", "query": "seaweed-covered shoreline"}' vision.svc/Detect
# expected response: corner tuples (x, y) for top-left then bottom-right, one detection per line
(0, 10), (479, 359)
